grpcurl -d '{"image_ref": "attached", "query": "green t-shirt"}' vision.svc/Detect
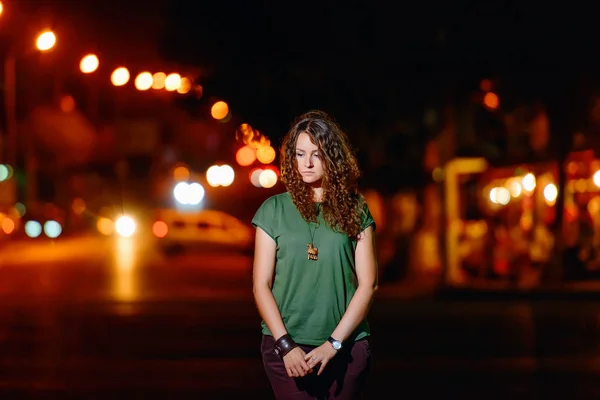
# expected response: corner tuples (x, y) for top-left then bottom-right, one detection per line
(252, 192), (376, 346)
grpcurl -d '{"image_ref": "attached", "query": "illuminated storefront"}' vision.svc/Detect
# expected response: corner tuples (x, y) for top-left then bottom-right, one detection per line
(443, 151), (600, 289)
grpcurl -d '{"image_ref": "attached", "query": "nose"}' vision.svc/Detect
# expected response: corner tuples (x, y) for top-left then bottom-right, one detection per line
(304, 157), (313, 168)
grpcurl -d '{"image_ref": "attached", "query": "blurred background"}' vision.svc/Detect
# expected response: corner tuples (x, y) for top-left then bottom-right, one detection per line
(2, 0), (600, 398)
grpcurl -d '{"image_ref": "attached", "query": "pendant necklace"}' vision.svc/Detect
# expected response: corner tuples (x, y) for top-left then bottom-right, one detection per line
(307, 204), (321, 261)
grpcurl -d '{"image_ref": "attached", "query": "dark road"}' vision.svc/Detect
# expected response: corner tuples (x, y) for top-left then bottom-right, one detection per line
(2, 236), (600, 399)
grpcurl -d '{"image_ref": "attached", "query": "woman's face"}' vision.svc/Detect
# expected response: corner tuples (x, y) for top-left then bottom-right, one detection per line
(295, 132), (324, 187)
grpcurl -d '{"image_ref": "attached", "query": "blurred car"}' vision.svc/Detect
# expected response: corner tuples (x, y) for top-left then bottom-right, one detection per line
(151, 208), (254, 254)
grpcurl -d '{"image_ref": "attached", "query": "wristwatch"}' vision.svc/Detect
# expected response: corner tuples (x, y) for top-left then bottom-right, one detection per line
(327, 336), (342, 351)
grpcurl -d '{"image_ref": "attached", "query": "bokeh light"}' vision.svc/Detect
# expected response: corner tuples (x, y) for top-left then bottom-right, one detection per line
(258, 169), (278, 188)
(80, 54), (99, 73)
(211, 101), (229, 120)
(36, 31), (56, 51)
(165, 73), (181, 91)
(1, 217), (15, 234)
(152, 221), (168, 238)
(152, 72), (166, 89)
(483, 92), (499, 110)
(97, 217), (114, 236)
(173, 165), (190, 181)
(135, 72), (153, 91)
(177, 77), (192, 94)
(256, 146), (276, 164)
(25, 220), (42, 238)
(115, 216), (136, 237)
(111, 67), (130, 86)
(236, 146), (256, 166)
(43, 220), (62, 238)
(206, 165), (235, 187)
(60, 95), (76, 112)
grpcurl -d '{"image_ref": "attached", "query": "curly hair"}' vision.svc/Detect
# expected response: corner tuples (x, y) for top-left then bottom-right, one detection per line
(280, 110), (365, 238)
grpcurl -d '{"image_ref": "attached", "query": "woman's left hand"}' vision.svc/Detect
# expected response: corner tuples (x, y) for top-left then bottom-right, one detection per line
(303, 343), (338, 375)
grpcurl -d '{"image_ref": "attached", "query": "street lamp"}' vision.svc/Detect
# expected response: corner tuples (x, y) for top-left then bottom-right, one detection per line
(111, 67), (130, 86)
(36, 31), (56, 51)
(4, 29), (58, 204)
(80, 54), (99, 74)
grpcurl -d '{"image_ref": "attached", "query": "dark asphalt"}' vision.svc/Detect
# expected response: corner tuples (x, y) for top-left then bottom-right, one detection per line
(2, 239), (600, 399)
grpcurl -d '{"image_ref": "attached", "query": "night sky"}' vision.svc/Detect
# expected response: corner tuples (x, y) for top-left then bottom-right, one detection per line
(159, 1), (598, 135)
(13, 0), (600, 183)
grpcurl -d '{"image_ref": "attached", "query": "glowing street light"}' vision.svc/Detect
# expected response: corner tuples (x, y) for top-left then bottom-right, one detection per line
(0, 2), (4, 16)
(134, 71), (153, 91)
(152, 72), (166, 89)
(36, 31), (56, 51)
(177, 77), (192, 94)
(80, 54), (99, 73)
(164, 73), (181, 91)
(111, 67), (130, 86)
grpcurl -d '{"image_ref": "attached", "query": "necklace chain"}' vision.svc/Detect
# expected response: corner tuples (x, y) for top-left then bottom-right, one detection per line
(306, 204), (321, 261)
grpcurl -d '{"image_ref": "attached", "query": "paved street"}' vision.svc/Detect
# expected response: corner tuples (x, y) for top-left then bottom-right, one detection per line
(2, 236), (600, 399)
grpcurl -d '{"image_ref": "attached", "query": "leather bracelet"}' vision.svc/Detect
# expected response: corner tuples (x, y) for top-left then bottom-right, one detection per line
(273, 334), (298, 359)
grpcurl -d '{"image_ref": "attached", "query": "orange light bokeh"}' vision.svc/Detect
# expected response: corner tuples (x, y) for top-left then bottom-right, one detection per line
(483, 92), (499, 110)
(236, 146), (256, 166)
(256, 146), (276, 164)
(211, 101), (229, 120)
(152, 221), (168, 238)
(1, 217), (15, 234)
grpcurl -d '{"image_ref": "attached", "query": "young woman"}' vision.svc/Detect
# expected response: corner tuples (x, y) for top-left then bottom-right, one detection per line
(252, 110), (378, 399)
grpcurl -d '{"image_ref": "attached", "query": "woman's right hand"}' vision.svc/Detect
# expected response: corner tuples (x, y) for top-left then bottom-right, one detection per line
(283, 347), (313, 377)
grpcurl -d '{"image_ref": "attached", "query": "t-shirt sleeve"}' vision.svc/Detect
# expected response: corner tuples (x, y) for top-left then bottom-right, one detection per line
(360, 201), (376, 233)
(252, 197), (277, 240)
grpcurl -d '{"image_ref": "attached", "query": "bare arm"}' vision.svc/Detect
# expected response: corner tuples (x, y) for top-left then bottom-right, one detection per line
(252, 227), (287, 340)
(330, 224), (378, 342)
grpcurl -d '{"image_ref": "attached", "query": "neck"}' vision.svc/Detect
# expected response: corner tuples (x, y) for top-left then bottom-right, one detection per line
(312, 187), (323, 202)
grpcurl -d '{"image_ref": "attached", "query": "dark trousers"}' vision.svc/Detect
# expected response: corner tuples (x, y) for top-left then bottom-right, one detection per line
(261, 335), (372, 400)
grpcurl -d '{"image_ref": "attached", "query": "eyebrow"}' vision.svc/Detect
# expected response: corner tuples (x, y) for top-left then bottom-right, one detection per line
(295, 148), (319, 153)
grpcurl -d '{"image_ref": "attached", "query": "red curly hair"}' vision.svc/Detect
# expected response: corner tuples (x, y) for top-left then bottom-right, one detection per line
(280, 110), (365, 238)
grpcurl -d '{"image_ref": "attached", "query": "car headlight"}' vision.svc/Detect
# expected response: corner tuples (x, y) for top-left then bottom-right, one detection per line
(173, 182), (205, 206)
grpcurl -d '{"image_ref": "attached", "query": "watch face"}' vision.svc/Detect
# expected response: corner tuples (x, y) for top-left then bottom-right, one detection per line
(332, 341), (342, 350)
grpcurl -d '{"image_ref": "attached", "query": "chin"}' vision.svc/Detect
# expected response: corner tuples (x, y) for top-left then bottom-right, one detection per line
(302, 176), (322, 185)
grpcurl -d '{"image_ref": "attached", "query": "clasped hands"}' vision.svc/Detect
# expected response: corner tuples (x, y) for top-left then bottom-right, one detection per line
(282, 342), (338, 378)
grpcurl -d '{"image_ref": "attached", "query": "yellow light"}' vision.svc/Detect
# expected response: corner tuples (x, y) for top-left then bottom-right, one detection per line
(0, 2), (4, 16)
(256, 145), (276, 164)
(522, 173), (536, 193)
(164, 73), (181, 91)
(134, 71), (153, 91)
(152, 72), (166, 89)
(111, 67), (130, 86)
(36, 31), (56, 51)
(543, 183), (558, 205)
(177, 77), (192, 94)
(115, 216), (136, 237)
(211, 101), (229, 120)
(594, 170), (600, 187)
(80, 54), (99, 73)
(97, 217), (114, 236)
